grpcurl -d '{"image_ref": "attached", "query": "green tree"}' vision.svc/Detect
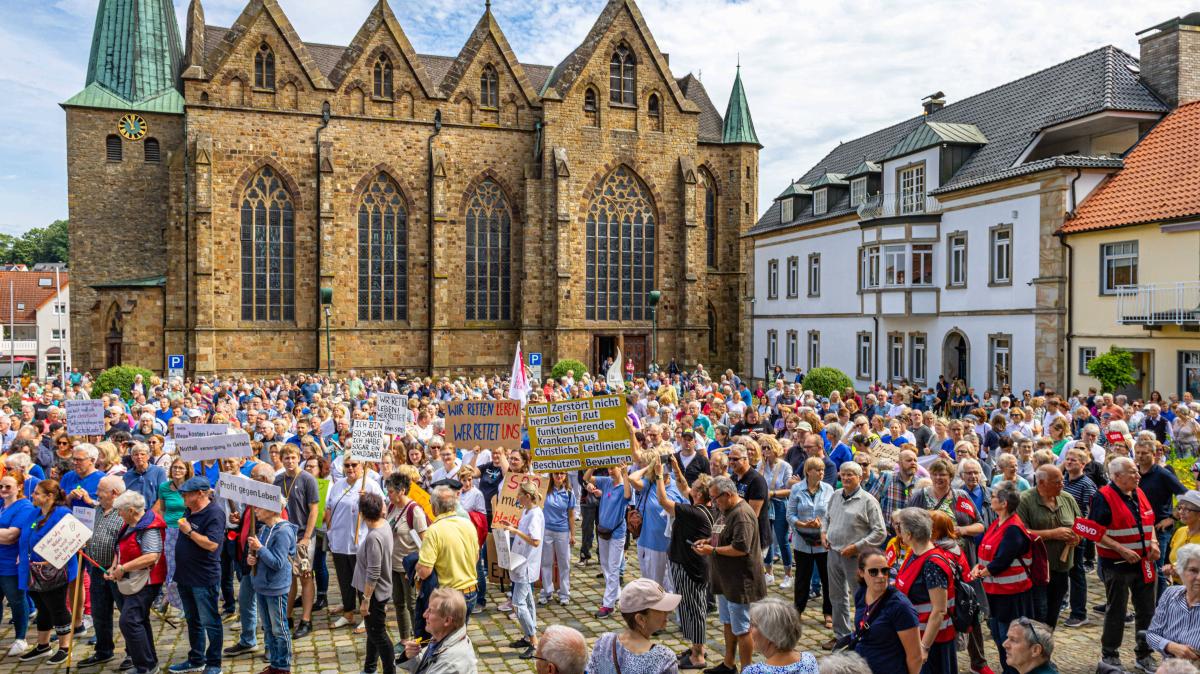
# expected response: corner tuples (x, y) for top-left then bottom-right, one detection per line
(802, 366), (854, 399)
(1087, 347), (1137, 393)
(2, 219), (68, 266)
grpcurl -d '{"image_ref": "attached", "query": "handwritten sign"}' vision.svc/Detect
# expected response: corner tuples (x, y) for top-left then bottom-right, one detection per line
(34, 513), (92, 569)
(491, 472), (547, 530)
(217, 472), (283, 512)
(526, 394), (633, 472)
(351, 419), (386, 462)
(72, 506), (96, 531)
(66, 400), (105, 436)
(175, 423), (229, 439)
(376, 393), (412, 435)
(177, 432), (253, 462)
(447, 400), (522, 453)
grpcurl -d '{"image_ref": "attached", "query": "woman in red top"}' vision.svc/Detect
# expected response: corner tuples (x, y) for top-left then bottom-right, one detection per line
(109, 490), (167, 674)
(894, 507), (958, 674)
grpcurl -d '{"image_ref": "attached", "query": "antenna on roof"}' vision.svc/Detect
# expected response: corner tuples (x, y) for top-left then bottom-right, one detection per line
(737, 52), (741, 69)
(485, 0), (491, 10)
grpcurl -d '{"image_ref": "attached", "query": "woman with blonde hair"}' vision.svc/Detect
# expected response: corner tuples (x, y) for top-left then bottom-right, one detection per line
(96, 441), (125, 475)
(497, 480), (544, 659)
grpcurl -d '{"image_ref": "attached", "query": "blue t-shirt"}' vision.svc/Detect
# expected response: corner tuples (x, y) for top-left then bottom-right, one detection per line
(193, 461), (220, 488)
(0, 498), (38, 576)
(636, 479), (684, 553)
(853, 587), (919, 671)
(543, 488), (578, 533)
(174, 499), (225, 587)
(61, 469), (103, 509)
(29, 464), (45, 480)
(938, 438), (960, 461)
(829, 443), (853, 469)
(18, 506), (78, 591)
(594, 476), (631, 539)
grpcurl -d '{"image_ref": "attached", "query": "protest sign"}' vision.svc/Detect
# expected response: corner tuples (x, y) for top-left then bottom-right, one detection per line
(218, 472), (284, 512)
(447, 400), (522, 453)
(526, 394), (634, 472)
(494, 529), (526, 571)
(34, 513), (92, 569)
(408, 483), (434, 522)
(177, 432), (253, 463)
(491, 472), (547, 529)
(72, 506), (96, 531)
(351, 419), (386, 462)
(175, 423), (229, 439)
(376, 393), (412, 435)
(872, 440), (901, 466)
(66, 400), (105, 436)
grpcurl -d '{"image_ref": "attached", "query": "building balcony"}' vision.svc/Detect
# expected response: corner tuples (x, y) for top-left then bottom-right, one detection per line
(1116, 282), (1200, 326)
(857, 192), (943, 221)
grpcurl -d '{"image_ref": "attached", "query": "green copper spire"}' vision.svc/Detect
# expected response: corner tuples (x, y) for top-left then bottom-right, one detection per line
(63, 0), (184, 114)
(722, 65), (760, 146)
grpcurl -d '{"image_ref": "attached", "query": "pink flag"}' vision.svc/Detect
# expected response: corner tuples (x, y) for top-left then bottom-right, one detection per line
(508, 341), (531, 405)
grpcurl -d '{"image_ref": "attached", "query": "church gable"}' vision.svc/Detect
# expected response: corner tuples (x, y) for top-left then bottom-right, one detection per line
(204, 0), (331, 90)
(327, 0), (437, 99)
(438, 11), (540, 111)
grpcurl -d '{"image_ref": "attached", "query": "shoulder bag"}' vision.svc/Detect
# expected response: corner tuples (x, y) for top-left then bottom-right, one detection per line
(833, 587), (894, 653)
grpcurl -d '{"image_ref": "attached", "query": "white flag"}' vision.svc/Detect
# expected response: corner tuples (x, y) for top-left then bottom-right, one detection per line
(508, 341), (532, 405)
(607, 348), (625, 391)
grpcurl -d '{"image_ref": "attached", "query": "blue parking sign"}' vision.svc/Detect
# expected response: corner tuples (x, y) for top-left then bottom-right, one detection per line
(168, 354), (184, 378)
(528, 352), (542, 366)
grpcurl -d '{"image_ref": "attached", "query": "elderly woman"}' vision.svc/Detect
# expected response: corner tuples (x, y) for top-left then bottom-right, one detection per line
(585, 578), (681, 674)
(787, 456), (833, 628)
(1149, 543), (1200, 659)
(894, 507), (957, 674)
(352, 492), (393, 674)
(1002, 618), (1057, 674)
(325, 456), (385, 633)
(110, 490), (167, 674)
(741, 597), (818, 673)
(970, 480), (1033, 674)
(1176, 406), (1200, 457)
(991, 453), (1031, 492)
(0, 473), (36, 656)
(384, 472), (425, 641)
(656, 461), (713, 670)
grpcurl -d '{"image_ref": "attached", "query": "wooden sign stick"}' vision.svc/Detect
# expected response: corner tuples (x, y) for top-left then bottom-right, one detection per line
(65, 550), (85, 673)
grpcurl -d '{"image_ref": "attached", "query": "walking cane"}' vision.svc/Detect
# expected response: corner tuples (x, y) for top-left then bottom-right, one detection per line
(65, 549), (85, 674)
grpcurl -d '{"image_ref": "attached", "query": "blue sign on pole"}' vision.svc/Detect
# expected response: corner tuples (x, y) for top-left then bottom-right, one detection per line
(528, 352), (542, 366)
(168, 354), (185, 378)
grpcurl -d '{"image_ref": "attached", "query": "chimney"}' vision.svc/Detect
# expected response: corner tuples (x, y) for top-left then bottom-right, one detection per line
(1138, 12), (1200, 107)
(922, 91), (945, 115)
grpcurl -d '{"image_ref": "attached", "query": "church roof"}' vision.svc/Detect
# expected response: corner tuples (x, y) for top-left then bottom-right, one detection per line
(721, 66), (759, 146)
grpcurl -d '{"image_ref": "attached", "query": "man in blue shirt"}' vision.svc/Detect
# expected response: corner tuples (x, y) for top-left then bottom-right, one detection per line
(123, 443), (166, 508)
(170, 477), (226, 674)
(61, 443), (103, 510)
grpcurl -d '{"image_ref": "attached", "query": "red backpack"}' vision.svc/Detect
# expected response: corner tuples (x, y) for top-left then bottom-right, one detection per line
(1019, 532), (1051, 586)
(468, 510), (488, 547)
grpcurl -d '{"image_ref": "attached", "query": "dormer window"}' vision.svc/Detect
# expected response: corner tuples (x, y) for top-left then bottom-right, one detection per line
(898, 164), (925, 215)
(780, 198), (794, 223)
(813, 189), (828, 216)
(609, 45), (636, 105)
(255, 43), (275, 91)
(480, 64), (498, 109)
(373, 53), (393, 99)
(850, 177), (867, 207)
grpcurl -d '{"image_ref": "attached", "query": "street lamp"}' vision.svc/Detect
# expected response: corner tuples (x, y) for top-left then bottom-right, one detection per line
(647, 290), (661, 367)
(320, 287), (333, 379)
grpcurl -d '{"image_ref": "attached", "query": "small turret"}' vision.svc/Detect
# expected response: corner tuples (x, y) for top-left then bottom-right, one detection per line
(722, 65), (760, 147)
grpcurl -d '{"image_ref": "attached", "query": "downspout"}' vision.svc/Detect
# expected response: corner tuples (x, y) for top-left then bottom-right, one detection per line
(1056, 168), (1083, 393)
(314, 102), (330, 373)
(427, 110), (442, 376)
(872, 316), (879, 390)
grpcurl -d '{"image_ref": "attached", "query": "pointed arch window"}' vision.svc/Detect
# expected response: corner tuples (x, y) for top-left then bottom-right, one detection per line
(240, 166), (294, 321)
(609, 46), (636, 105)
(701, 170), (717, 268)
(647, 93), (662, 130)
(358, 173), (408, 321)
(373, 53), (394, 99)
(586, 166), (656, 321)
(255, 43), (275, 90)
(465, 179), (512, 321)
(480, 65), (499, 109)
(583, 88), (599, 127)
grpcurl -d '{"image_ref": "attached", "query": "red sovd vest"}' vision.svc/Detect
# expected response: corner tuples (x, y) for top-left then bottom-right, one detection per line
(1096, 485), (1154, 561)
(895, 547), (957, 643)
(116, 511), (168, 586)
(977, 514), (1033, 594)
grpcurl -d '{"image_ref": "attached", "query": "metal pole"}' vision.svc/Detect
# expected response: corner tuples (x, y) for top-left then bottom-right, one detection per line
(9, 279), (13, 386)
(651, 306), (657, 367)
(324, 307), (332, 380)
(55, 267), (64, 389)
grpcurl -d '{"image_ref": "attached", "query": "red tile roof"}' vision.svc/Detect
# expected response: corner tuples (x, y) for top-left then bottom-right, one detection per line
(1061, 101), (1200, 234)
(0, 271), (69, 324)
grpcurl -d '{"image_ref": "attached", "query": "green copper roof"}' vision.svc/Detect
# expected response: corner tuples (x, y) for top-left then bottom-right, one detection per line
(722, 66), (760, 146)
(65, 0), (183, 113)
(882, 122), (986, 160)
(845, 160), (881, 177)
(775, 182), (809, 200)
(807, 173), (848, 188)
(90, 275), (167, 288)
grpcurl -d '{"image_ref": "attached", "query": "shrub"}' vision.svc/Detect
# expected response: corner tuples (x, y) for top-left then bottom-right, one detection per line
(549, 358), (589, 382)
(1086, 347), (1136, 394)
(95, 365), (155, 401)
(802, 366), (854, 399)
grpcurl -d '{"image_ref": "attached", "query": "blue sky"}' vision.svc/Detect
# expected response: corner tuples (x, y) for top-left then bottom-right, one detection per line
(0, 0), (1192, 235)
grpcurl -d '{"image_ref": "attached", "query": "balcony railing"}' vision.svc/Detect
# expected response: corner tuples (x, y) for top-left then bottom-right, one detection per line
(1116, 282), (1200, 325)
(857, 192), (943, 220)
(0, 340), (38, 353)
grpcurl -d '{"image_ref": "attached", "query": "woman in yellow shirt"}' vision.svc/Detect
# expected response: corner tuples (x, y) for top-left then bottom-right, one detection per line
(1165, 490), (1200, 582)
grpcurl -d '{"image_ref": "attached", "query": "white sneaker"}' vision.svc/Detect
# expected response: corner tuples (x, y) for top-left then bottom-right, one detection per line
(764, 573), (775, 585)
(8, 639), (28, 657)
(779, 575), (794, 589)
(332, 616), (351, 628)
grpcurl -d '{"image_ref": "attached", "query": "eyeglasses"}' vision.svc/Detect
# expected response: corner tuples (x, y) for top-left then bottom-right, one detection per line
(729, 456), (745, 462)
(864, 567), (889, 577)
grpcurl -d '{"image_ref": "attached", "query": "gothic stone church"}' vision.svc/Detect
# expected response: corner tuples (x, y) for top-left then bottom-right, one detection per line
(64, 0), (760, 377)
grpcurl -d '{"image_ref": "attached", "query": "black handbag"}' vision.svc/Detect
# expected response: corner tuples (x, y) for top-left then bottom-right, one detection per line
(833, 588), (893, 653)
(29, 561), (68, 592)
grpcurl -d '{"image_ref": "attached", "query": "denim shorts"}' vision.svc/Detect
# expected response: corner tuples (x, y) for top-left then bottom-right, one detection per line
(717, 595), (751, 635)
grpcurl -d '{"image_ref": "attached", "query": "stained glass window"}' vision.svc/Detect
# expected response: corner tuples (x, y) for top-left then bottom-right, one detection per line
(358, 174), (408, 321)
(240, 167), (294, 321)
(586, 166), (656, 321)
(480, 65), (498, 108)
(465, 179), (512, 321)
(702, 170), (717, 268)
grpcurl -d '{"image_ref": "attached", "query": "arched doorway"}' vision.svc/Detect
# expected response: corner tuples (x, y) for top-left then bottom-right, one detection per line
(942, 330), (969, 386)
(105, 305), (123, 368)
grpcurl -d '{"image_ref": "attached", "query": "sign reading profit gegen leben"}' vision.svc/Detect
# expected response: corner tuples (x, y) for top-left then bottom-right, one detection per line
(447, 400), (522, 453)
(526, 394), (633, 472)
(218, 472), (284, 512)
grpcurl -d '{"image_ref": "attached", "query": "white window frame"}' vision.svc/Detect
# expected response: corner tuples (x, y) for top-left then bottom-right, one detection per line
(51, 329), (66, 341)
(813, 188), (828, 216)
(767, 330), (778, 369)
(910, 333), (927, 383)
(786, 256), (799, 298)
(767, 259), (779, 299)
(786, 330), (799, 369)
(849, 178), (867, 207)
(856, 333), (872, 379)
(807, 330), (820, 369)
(1079, 347), (1097, 375)
(1100, 241), (1139, 295)
(807, 254), (821, 297)
(883, 244), (907, 286)
(911, 243), (933, 286)
(898, 164), (926, 215)
(989, 334), (1012, 390)
(888, 334), (904, 382)
(990, 226), (1012, 285)
(780, 198), (793, 223)
(948, 233), (967, 287)
(53, 303), (67, 315)
(861, 247), (881, 289)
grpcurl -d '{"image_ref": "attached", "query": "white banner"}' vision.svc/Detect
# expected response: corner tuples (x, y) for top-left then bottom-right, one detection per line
(351, 419), (386, 462)
(66, 400), (105, 436)
(177, 432), (253, 463)
(175, 423), (229, 439)
(217, 472), (283, 512)
(376, 393), (412, 435)
(34, 513), (92, 569)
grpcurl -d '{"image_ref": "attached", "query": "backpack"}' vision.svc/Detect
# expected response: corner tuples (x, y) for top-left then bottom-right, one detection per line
(1018, 532), (1051, 586)
(932, 549), (980, 633)
(467, 510), (488, 547)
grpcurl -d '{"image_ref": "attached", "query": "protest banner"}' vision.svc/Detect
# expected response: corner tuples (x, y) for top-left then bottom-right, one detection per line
(491, 472), (547, 529)
(526, 394), (634, 472)
(66, 400), (105, 436)
(447, 399), (522, 453)
(177, 432), (253, 463)
(218, 472), (284, 512)
(408, 482), (434, 522)
(33, 513), (92, 569)
(175, 423), (229, 439)
(72, 506), (96, 531)
(351, 419), (386, 462)
(376, 393), (412, 435)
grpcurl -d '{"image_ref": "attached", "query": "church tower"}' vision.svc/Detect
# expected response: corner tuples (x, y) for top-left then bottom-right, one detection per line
(720, 65), (761, 375)
(62, 0), (185, 372)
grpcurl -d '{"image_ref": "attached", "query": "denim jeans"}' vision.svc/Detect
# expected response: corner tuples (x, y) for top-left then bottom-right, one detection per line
(312, 533), (329, 597)
(475, 544), (487, 609)
(89, 565), (121, 658)
(162, 528), (182, 609)
(0, 573), (28, 639)
(1068, 548), (1089, 620)
(257, 593), (291, 671)
(219, 538), (237, 612)
(177, 584), (223, 668)
(120, 584), (161, 674)
(511, 581), (536, 638)
(1031, 569), (1070, 629)
(763, 499), (791, 571)
(234, 568), (257, 647)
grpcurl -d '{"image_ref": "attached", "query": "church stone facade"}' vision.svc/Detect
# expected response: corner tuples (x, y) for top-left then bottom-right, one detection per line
(64, 0), (760, 377)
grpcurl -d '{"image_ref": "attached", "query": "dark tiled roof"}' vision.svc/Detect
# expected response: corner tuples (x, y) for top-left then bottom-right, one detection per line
(752, 45), (1168, 236)
(678, 74), (724, 142)
(931, 155), (1123, 194)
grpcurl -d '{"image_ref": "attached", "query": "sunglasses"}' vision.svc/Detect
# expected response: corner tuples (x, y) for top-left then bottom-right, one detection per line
(1016, 617), (1045, 652)
(864, 567), (889, 577)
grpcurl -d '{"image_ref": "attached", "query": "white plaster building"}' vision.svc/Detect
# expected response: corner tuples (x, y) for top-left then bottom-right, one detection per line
(0, 269), (72, 380)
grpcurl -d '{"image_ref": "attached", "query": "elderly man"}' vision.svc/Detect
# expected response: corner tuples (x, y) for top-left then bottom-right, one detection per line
(169, 476), (225, 674)
(823, 461), (887, 650)
(1016, 465), (1081, 629)
(415, 486), (480, 623)
(79, 476), (128, 669)
(869, 448), (921, 533)
(398, 588), (476, 673)
(1002, 618), (1058, 674)
(123, 442), (166, 512)
(534, 625), (586, 674)
(1091, 456), (1158, 673)
(1135, 436), (1188, 597)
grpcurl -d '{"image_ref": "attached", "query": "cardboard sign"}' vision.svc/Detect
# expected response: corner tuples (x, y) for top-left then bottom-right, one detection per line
(177, 432), (253, 462)
(376, 393), (412, 435)
(491, 472), (547, 530)
(1073, 518), (1107, 543)
(175, 423), (229, 439)
(218, 472), (284, 512)
(351, 419), (386, 462)
(72, 505), (96, 531)
(526, 395), (634, 472)
(447, 400), (522, 453)
(34, 513), (92, 569)
(486, 533), (510, 584)
(408, 482), (435, 522)
(66, 400), (105, 436)
(493, 529), (526, 571)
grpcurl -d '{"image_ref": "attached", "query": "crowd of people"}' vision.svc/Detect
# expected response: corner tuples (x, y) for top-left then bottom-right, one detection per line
(0, 363), (1198, 674)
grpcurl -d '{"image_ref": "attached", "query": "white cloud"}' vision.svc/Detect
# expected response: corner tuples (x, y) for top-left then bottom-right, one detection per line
(0, 0), (1192, 233)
